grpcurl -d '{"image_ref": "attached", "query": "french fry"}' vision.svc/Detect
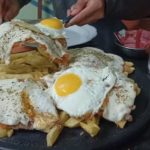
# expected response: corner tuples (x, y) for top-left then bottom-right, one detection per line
(134, 83), (141, 95)
(116, 120), (127, 129)
(46, 111), (69, 147)
(87, 116), (100, 126)
(10, 51), (37, 60)
(46, 125), (62, 147)
(128, 67), (135, 74)
(59, 111), (69, 123)
(123, 72), (129, 76)
(7, 64), (33, 74)
(124, 61), (134, 67)
(31, 71), (47, 80)
(7, 129), (14, 137)
(80, 121), (100, 137)
(124, 65), (135, 75)
(0, 128), (13, 138)
(64, 118), (80, 128)
(0, 73), (33, 79)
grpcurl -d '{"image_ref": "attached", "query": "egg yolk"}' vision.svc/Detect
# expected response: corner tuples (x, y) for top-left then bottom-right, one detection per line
(40, 18), (63, 29)
(54, 73), (82, 96)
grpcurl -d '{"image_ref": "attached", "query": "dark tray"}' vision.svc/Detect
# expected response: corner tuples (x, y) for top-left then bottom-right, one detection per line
(0, 50), (150, 150)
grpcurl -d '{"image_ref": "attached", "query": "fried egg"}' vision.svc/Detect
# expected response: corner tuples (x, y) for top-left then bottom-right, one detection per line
(0, 79), (57, 126)
(69, 47), (124, 72)
(43, 66), (116, 117)
(103, 72), (136, 122)
(35, 18), (65, 38)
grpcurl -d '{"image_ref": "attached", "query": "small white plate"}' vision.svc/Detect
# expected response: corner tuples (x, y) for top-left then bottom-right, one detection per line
(65, 25), (97, 47)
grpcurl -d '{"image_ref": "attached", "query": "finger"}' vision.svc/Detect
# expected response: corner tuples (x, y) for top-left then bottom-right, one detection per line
(68, 1), (104, 26)
(4, 9), (18, 21)
(0, 0), (5, 23)
(68, 4), (96, 26)
(67, 9), (71, 17)
(73, 14), (99, 26)
(4, 3), (19, 21)
(4, 0), (20, 21)
(69, 0), (87, 16)
(67, 11), (99, 27)
(2, 0), (8, 20)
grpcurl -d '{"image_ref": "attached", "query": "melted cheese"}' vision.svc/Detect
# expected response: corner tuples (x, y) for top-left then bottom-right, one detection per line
(0, 79), (57, 126)
(103, 73), (136, 122)
(0, 79), (29, 125)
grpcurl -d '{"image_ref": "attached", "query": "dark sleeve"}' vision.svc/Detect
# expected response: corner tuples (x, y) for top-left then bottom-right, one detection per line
(17, 0), (31, 8)
(52, 0), (76, 19)
(105, 0), (150, 19)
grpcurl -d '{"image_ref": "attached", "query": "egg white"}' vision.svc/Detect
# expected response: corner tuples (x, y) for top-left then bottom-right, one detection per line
(69, 47), (124, 72)
(35, 23), (65, 38)
(44, 66), (116, 117)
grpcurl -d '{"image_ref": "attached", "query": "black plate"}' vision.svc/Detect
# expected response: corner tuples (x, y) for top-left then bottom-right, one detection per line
(0, 20), (150, 149)
(0, 51), (150, 150)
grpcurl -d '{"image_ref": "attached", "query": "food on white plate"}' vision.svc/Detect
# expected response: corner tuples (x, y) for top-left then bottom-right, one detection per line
(0, 19), (69, 79)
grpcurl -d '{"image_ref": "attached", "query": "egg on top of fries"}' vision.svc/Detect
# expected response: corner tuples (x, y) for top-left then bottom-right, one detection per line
(43, 47), (140, 134)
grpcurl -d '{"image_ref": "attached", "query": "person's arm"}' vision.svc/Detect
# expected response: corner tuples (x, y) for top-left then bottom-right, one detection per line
(17, 0), (31, 8)
(105, 0), (150, 19)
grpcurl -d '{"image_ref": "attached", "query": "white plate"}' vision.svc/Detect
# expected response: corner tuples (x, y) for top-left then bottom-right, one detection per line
(65, 25), (97, 47)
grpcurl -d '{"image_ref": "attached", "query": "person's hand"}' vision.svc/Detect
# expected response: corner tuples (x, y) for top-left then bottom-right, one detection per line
(0, 0), (20, 23)
(66, 0), (105, 27)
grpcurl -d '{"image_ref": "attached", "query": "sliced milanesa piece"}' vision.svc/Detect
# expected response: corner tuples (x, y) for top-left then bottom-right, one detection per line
(103, 72), (138, 128)
(0, 78), (58, 136)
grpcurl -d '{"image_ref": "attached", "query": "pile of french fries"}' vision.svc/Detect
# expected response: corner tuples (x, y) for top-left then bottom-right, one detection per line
(0, 50), (58, 80)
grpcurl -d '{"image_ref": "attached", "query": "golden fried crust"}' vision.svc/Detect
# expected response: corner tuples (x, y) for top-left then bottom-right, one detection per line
(123, 61), (135, 75)
(21, 91), (36, 120)
(56, 38), (67, 48)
